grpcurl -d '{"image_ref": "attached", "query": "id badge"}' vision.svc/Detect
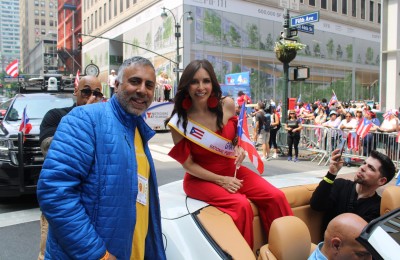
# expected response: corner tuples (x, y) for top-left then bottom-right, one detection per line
(137, 175), (148, 206)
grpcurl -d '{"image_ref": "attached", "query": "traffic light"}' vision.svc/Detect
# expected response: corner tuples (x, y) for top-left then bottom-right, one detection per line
(77, 37), (82, 51)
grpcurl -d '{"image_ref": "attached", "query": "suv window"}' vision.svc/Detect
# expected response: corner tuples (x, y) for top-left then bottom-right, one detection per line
(5, 95), (74, 121)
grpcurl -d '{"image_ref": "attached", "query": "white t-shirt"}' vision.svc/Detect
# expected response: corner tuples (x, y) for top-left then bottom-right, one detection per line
(108, 74), (117, 88)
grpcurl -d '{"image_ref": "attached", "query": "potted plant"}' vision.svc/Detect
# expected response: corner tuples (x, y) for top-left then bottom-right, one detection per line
(274, 40), (306, 63)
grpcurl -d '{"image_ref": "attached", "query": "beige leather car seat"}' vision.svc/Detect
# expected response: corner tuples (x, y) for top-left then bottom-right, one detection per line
(380, 186), (400, 216)
(257, 216), (316, 260)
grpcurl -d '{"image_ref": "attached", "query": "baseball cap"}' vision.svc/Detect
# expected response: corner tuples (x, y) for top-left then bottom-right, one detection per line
(329, 110), (337, 116)
(111, 69), (116, 73)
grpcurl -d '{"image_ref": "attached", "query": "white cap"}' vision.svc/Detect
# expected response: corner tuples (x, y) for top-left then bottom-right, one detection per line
(111, 69), (116, 73)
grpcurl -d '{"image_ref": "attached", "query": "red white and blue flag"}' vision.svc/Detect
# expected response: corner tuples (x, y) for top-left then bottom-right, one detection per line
(347, 132), (359, 151)
(74, 69), (80, 89)
(19, 106), (32, 141)
(297, 94), (302, 103)
(396, 131), (400, 143)
(329, 94), (337, 106)
(356, 118), (372, 139)
(237, 104), (264, 174)
(190, 126), (204, 139)
(6, 59), (18, 78)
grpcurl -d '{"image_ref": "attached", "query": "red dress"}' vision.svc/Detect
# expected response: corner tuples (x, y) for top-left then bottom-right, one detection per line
(169, 117), (293, 248)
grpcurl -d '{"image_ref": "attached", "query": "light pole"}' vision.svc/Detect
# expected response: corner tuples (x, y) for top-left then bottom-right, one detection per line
(161, 7), (193, 85)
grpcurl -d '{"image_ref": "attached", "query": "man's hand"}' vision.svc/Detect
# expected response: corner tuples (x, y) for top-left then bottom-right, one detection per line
(329, 149), (344, 175)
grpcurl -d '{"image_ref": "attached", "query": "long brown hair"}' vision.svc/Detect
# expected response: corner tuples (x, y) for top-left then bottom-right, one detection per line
(165, 59), (223, 134)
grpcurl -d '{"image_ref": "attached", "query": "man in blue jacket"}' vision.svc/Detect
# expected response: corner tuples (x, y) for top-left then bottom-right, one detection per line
(37, 56), (166, 260)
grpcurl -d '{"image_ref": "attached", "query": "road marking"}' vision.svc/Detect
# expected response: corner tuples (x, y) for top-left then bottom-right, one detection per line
(0, 208), (41, 228)
(149, 144), (176, 162)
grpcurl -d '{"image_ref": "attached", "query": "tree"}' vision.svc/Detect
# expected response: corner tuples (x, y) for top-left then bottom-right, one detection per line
(366, 47), (374, 64)
(336, 44), (343, 60)
(346, 44), (353, 61)
(326, 38), (334, 58)
(146, 32), (152, 49)
(313, 43), (321, 57)
(204, 10), (222, 43)
(162, 17), (173, 41)
(228, 25), (241, 47)
(246, 24), (259, 49)
(265, 33), (274, 51)
(375, 54), (380, 65)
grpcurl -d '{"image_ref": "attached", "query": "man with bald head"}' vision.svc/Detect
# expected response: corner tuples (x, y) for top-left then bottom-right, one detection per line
(308, 213), (372, 260)
(37, 75), (103, 260)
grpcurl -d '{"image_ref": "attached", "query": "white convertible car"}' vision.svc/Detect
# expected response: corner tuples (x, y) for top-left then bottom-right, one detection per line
(159, 177), (400, 260)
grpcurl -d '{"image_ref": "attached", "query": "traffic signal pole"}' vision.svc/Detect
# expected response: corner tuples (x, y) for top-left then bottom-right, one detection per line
(281, 8), (290, 125)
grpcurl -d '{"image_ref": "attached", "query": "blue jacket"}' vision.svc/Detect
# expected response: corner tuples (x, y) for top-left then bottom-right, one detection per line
(37, 96), (166, 260)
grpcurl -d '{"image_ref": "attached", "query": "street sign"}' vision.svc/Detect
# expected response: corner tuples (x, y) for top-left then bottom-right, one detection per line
(4, 76), (24, 83)
(173, 68), (184, 73)
(290, 11), (319, 27)
(297, 24), (314, 34)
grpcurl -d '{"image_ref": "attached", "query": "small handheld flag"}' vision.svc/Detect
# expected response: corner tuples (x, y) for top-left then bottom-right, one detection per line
(237, 105), (264, 174)
(356, 118), (373, 139)
(19, 106), (32, 142)
(6, 60), (18, 78)
(74, 70), (80, 89)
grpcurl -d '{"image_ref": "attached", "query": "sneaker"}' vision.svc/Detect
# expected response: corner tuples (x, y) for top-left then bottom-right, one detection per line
(293, 157), (299, 162)
(272, 153), (277, 159)
(287, 156), (292, 161)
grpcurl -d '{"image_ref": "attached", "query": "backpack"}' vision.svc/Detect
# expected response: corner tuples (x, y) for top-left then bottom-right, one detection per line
(263, 113), (271, 131)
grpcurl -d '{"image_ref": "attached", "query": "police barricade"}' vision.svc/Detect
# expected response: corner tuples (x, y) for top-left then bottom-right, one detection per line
(277, 124), (329, 165)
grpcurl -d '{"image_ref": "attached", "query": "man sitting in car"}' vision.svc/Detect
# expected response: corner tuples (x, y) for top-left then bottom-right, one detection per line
(310, 149), (395, 232)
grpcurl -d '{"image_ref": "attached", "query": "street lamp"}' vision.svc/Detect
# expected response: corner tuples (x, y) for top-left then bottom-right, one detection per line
(161, 7), (193, 84)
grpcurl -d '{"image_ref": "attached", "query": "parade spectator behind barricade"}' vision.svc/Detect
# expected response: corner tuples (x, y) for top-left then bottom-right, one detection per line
(310, 149), (396, 232)
(166, 59), (293, 249)
(253, 102), (271, 160)
(378, 109), (398, 133)
(308, 213), (372, 260)
(301, 103), (318, 123)
(377, 109), (399, 158)
(159, 72), (172, 101)
(355, 109), (363, 123)
(37, 76), (103, 260)
(236, 90), (251, 107)
(285, 110), (302, 162)
(314, 106), (328, 149)
(37, 57), (166, 260)
(108, 69), (117, 97)
(362, 111), (380, 157)
(323, 110), (342, 150)
(269, 105), (281, 159)
(338, 112), (358, 166)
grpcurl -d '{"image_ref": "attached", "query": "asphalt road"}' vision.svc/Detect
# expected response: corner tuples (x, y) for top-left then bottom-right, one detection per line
(0, 130), (347, 259)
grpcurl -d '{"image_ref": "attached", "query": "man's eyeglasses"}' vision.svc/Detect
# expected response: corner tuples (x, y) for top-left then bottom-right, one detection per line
(80, 88), (103, 98)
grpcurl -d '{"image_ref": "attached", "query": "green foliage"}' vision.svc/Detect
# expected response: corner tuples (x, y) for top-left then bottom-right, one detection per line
(346, 44), (353, 61)
(146, 32), (152, 49)
(313, 43), (321, 56)
(228, 25), (241, 47)
(132, 38), (139, 54)
(366, 47), (374, 64)
(246, 24), (259, 49)
(326, 38), (334, 58)
(336, 44), (343, 59)
(162, 17), (173, 41)
(204, 10), (222, 42)
(265, 33), (274, 51)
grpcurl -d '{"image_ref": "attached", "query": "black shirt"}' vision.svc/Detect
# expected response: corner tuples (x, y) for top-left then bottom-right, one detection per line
(39, 105), (75, 145)
(310, 172), (381, 230)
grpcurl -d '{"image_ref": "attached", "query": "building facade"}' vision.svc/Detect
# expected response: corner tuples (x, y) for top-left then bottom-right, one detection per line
(20, 0), (59, 74)
(57, 0), (82, 75)
(82, 0), (383, 104)
(0, 0), (20, 73)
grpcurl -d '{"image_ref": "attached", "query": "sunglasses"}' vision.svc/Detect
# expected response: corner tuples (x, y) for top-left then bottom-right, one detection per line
(80, 88), (103, 98)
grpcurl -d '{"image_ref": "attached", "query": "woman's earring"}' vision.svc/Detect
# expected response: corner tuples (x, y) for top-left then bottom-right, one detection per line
(182, 95), (192, 110)
(207, 93), (219, 108)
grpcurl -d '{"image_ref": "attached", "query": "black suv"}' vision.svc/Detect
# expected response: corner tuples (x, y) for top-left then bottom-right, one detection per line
(0, 93), (75, 197)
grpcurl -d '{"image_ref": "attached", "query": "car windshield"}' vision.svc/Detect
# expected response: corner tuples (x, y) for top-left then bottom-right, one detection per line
(5, 94), (74, 121)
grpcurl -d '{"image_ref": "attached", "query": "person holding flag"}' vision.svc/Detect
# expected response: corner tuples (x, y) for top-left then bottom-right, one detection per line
(167, 59), (293, 248)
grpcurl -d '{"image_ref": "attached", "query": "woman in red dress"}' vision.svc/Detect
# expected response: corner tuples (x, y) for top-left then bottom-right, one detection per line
(166, 60), (293, 248)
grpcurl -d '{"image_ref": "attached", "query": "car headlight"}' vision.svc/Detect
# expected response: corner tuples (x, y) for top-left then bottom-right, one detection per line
(0, 139), (11, 161)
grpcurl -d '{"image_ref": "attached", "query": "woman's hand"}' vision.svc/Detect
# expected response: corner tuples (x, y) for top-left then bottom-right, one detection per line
(234, 146), (246, 167)
(216, 176), (243, 193)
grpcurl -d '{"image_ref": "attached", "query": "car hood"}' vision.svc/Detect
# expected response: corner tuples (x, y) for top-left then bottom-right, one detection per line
(159, 180), (209, 220)
(1, 119), (41, 135)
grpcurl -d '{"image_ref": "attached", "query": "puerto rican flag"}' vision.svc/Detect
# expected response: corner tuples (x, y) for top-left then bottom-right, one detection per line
(190, 127), (204, 139)
(396, 131), (400, 143)
(74, 69), (80, 89)
(237, 104), (264, 174)
(328, 94), (337, 106)
(19, 106), (32, 142)
(347, 132), (359, 151)
(356, 118), (372, 139)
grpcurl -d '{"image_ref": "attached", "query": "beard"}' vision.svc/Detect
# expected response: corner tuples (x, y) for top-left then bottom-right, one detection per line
(116, 88), (150, 116)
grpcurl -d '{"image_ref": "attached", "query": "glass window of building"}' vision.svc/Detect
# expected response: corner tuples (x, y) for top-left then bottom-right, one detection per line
(352, 0), (357, 17)
(99, 7), (102, 26)
(309, 0), (315, 6)
(34, 10), (39, 16)
(49, 12), (53, 17)
(361, 0), (366, 19)
(35, 18), (39, 25)
(34, 1), (39, 6)
(109, 0), (111, 20)
(50, 20), (54, 26)
(40, 1), (45, 7)
(104, 3), (107, 23)
(41, 19), (45, 26)
(126, 0), (130, 8)
(369, 1), (374, 21)
(49, 2), (53, 8)
(378, 3), (381, 23)
(114, 0), (117, 16)
(321, 0), (327, 9)
(95, 10), (98, 29)
(41, 29), (46, 35)
(332, 0), (337, 12)
(41, 10), (45, 16)
(342, 0), (347, 14)
(120, 0), (123, 12)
